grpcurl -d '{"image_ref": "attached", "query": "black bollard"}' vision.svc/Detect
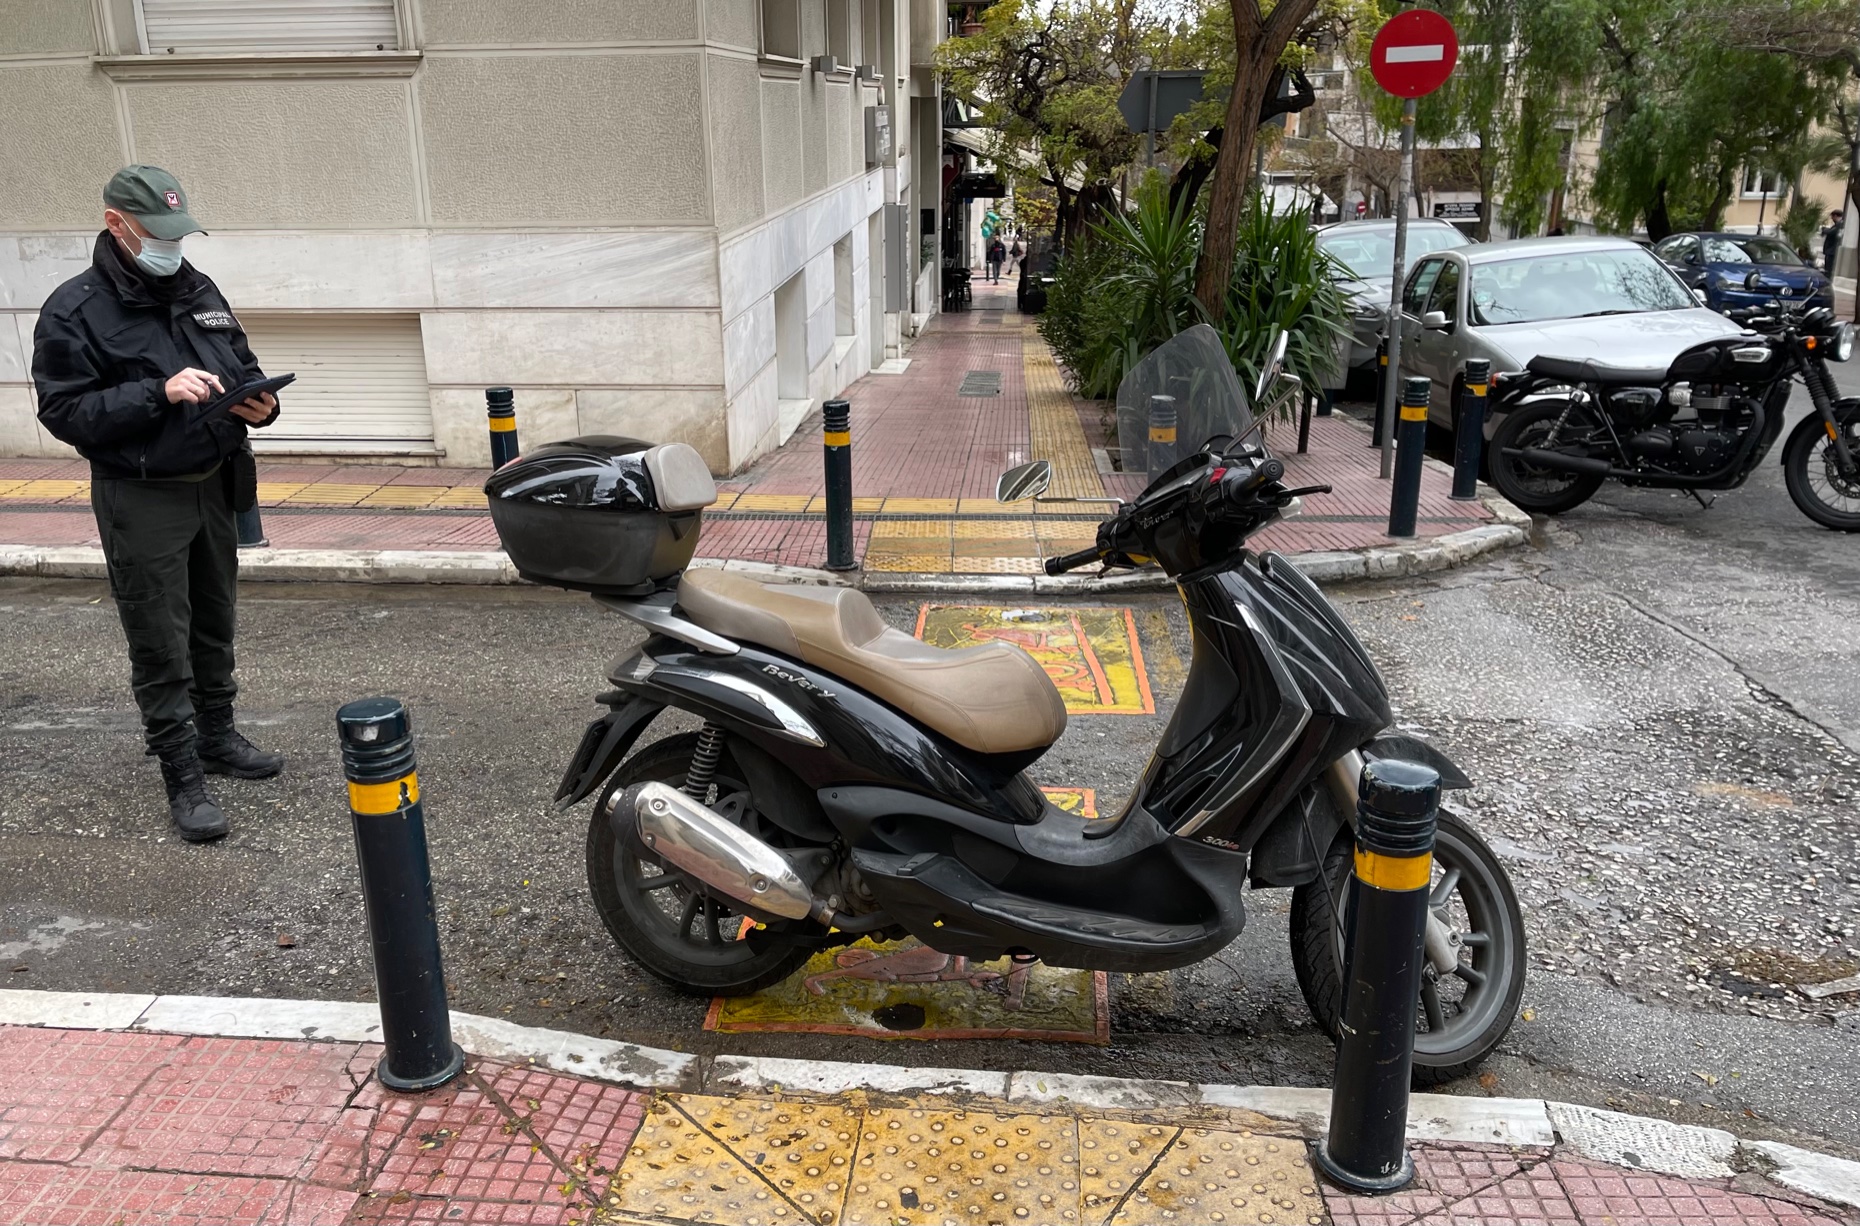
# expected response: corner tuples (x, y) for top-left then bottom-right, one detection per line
(235, 506), (269, 549)
(1450, 359), (1490, 501)
(1316, 384), (1334, 417)
(1387, 376), (1429, 538)
(1148, 394), (1178, 474)
(1369, 340), (1389, 448)
(486, 387), (519, 469)
(1297, 390), (1314, 454)
(822, 398), (856, 571)
(338, 697), (464, 1093)
(1314, 758), (1441, 1195)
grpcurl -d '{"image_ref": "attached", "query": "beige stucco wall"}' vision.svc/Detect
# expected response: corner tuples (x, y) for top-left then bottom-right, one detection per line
(418, 0), (700, 46)
(709, 55), (766, 234)
(706, 0), (758, 50)
(762, 79), (806, 213)
(419, 53), (709, 225)
(0, 66), (123, 230)
(0, 0), (94, 55)
(128, 80), (422, 228)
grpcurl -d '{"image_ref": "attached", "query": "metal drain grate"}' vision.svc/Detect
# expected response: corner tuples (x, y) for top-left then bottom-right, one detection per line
(958, 369), (1003, 397)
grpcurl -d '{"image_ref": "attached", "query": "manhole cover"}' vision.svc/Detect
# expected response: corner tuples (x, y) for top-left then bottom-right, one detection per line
(958, 369), (1002, 396)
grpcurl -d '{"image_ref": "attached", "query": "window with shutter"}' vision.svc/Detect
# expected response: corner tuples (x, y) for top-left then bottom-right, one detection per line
(138, 0), (400, 54)
(238, 314), (437, 456)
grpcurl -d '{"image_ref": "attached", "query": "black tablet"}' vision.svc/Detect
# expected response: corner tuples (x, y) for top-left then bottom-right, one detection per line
(194, 372), (295, 423)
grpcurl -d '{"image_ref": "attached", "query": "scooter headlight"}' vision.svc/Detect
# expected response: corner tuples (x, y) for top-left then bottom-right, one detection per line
(1835, 322), (1855, 362)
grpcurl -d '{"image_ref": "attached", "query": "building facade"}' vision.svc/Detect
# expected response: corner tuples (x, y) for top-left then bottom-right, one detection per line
(0, 0), (947, 472)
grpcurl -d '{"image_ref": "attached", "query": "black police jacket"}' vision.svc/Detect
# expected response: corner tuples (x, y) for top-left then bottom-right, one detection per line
(33, 231), (279, 480)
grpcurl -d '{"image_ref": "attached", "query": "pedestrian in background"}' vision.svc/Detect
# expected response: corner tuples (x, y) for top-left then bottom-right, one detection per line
(33, 165), (285, 844)
(1823, 209), (1844, 276)
(987, 237), (1006, 283)
(1009, 236), (1024, 278)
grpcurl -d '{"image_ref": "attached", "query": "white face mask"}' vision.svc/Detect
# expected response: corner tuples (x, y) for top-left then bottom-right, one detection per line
(133, 235), (184, 277)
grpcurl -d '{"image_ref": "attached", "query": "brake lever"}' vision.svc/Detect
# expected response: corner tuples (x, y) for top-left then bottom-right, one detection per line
(1282, 484), (1332, 498)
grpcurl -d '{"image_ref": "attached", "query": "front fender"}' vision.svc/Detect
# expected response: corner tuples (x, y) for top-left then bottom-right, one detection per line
(1361, 731), (1472, 790)
(554, 694), (664, 810)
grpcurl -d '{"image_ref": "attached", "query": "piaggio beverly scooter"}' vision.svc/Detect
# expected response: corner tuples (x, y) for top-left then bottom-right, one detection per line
(512, 326), (1526, 1084)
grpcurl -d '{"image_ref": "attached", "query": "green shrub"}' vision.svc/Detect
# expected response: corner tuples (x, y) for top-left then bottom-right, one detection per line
(1038, 190), (1350, 417)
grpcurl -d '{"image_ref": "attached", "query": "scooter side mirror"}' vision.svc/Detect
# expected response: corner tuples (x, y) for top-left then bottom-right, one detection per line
(1254, 330), (1291, 404)
(996, 459), (1053, 502)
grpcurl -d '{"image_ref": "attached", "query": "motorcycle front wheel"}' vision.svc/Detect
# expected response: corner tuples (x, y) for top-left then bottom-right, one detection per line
(1289, 808), (1527, 1087)
(586, 732), (821, 996)
(1782, 403), (1860, 531)
(1487, 400), (1607, 515)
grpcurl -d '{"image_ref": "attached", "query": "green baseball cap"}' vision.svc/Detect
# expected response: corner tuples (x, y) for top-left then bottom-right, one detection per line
(103, 165), (205, 240)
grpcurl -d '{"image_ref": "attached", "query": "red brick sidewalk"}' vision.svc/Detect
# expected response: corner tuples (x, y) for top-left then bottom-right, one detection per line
(0, 1023), (1849, 1226)
(0, 297), (1495, 575)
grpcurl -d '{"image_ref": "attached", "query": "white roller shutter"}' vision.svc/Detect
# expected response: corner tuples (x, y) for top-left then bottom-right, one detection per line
(239, 314), (436, 456)
(138, 0), (399, 53)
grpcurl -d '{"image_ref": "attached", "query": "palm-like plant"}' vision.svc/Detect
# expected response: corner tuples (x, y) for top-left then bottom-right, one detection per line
(1216, 193), (1351, 415)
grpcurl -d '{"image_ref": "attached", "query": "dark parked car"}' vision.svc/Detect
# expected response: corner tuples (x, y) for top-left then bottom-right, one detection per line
(1651, 232), (1832, 314)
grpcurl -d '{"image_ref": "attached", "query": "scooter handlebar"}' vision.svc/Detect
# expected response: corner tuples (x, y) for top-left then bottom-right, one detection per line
(1044, 546), (1102, 576)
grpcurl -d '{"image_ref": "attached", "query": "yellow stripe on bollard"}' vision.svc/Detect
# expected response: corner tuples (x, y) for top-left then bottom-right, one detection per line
(1149, 426), (1177, 442)
(1399, 405), (1428, 422)
(488, 417), (516, 433)
(348, 774), (419, 815)
(823, 431), (851, 446)
(1354, 847), (1432, 890)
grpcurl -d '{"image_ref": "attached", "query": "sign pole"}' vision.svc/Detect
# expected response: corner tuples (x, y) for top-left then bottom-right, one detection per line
(1379, 96), (1416, 480)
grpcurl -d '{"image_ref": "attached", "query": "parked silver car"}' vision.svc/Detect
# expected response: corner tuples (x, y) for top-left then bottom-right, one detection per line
(1393, 235), (1745, 434)
(1316, 218), (1475, 372)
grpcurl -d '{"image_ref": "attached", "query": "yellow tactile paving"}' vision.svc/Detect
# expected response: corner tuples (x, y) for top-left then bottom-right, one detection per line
(681, 1097), (862, 1220)
(1024, 331), (1104, 500)
(1080, 1120), (1176, 1220)
(883, 497), (960, 514)
(712, 491), (740, 511)
(954, 497), (1024, 517)
(953, 520), (1034, 539)
(430, 486), (489, 508)
(0, 479), (88, 500)
(862, 552), (952, 572)
(734, 493), (815, 512)
(608, 1097), (795, 1224)
(851, 496), (885, 513)
(254, 482), (307, 502)
(1109, 1127), (1322, 1226)
(357, 484), (449, 508)
(0, 481), (27, 497)
(916, 605), (1155, 715)
(844, 1107), (1081, 1226)
(609, 1094), (1320, 1226)
(280, 483), (377, 506)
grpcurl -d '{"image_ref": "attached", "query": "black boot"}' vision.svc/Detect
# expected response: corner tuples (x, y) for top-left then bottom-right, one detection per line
(158, 750), (230, 842)
(197, 706), (285, 779)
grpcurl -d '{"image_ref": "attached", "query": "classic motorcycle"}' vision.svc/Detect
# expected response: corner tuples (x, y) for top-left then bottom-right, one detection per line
(527, 327), (1526, 1085)
(1487, 302), (1860, 530)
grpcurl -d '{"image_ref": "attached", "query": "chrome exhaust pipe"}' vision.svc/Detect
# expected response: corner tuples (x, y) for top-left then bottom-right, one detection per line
(615, 781), (819, 921)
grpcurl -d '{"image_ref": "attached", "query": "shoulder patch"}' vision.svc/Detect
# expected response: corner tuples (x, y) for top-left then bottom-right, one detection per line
(192, 310), (237, 329)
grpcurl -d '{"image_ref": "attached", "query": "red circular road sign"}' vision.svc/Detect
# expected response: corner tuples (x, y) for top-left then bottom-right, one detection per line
(1370, 9), (1459, 99)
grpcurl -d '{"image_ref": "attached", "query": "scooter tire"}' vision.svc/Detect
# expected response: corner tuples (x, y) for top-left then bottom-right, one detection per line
(586, 733), (819, 997)
(1288, 807), (1527, 1088)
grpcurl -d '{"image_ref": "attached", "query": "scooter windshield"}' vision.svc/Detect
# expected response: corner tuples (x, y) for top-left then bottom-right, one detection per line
(1114, 325), (1255, 476)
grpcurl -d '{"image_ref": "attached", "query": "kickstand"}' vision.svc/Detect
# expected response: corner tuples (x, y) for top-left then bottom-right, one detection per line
(1689, 489), (1716, 510)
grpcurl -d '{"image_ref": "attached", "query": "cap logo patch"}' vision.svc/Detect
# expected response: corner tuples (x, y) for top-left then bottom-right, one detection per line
(163, 191), (180, 208)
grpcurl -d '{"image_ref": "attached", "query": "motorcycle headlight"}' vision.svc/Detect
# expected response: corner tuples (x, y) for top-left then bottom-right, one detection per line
(1836, 322), (1855, 362)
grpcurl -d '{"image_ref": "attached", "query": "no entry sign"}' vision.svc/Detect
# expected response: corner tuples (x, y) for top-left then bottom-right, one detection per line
(1370, 9), (1458, 98)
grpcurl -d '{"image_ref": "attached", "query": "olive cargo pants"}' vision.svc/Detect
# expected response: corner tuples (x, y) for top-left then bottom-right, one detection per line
(90, 471), (239, 753)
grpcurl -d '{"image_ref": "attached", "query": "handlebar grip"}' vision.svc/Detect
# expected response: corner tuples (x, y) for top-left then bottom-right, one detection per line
(1044, 546), (1101, 576)
(1222, 458), (1285, 503)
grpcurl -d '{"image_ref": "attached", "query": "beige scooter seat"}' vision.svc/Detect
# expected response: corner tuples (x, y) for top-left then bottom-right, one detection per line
(677, 569), (1067, 756)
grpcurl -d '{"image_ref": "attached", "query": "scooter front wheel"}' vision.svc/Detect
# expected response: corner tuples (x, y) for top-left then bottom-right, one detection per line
(586, 733), (819, 996)
(1289, 807), (1526, 1087)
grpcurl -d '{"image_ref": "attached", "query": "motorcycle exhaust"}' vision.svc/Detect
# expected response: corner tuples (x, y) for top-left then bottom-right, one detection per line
(614, 781), (822, 921)
(1511, 446), (1614, 477)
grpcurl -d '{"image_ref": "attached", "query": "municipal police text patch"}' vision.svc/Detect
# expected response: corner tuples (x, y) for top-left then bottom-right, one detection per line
(193, 310), (236, 329)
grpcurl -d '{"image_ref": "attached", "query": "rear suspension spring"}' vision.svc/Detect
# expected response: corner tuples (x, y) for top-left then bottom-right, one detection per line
(684, 723), (724, 802)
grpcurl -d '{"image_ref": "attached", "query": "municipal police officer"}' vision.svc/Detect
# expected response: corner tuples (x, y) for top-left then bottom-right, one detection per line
(33, 165), (285, 843)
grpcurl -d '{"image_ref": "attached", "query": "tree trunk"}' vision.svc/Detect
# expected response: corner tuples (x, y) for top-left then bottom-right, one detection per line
(1703, 165), (1734, 232)
(1193, 53), (1279, 317)
(1646, 178), (1673, 242)
(1474, 132), (1496, 241)
(1169, 128), (1222, 216)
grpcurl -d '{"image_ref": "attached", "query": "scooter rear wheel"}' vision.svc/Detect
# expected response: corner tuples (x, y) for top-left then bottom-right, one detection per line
(587, 733), (819, 996)
(1289, 807), (1526, 1087)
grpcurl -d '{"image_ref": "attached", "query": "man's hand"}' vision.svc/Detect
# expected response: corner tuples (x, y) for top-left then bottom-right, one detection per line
(164, 368), (224, 405)
(230, 392), (277, 424)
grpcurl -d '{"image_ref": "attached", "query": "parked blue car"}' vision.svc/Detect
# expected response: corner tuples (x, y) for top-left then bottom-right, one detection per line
(1651, 231), (1833, 314)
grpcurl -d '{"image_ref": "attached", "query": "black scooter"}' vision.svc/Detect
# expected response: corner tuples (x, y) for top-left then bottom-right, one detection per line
(555, 327), (1526, 1084)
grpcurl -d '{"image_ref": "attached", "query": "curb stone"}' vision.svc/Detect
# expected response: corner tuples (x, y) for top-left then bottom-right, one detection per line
(1, 986), (1854, 1209)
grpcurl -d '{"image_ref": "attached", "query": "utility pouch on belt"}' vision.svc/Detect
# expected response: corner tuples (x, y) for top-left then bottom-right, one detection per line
(230, 446), (258, 512)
